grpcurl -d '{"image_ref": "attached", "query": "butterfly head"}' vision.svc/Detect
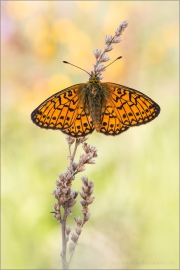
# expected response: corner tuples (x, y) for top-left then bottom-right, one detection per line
(89, 71), (101, 83)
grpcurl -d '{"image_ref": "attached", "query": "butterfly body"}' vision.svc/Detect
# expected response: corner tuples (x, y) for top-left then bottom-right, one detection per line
(77, 74), (111, 133)
(31, 73), (160, 138)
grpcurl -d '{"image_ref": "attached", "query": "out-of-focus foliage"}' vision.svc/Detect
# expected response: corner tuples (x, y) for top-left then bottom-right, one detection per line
(1, 1), (179, 269)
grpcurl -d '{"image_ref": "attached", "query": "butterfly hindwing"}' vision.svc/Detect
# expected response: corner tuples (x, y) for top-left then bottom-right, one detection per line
(31, 84), (84, 130)
(104, 83), (160, 127)
(100, 101), (129, 136)
(61, 106), (94, 137)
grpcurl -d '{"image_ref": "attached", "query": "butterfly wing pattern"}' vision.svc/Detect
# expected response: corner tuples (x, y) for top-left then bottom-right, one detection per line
(31, 79), (160, 138)
(31, 84), (83, 130)
(99, 100), (129, 136)
(61, 106), (94, 137)
(105, 83), (160, 128)
(31, 83), (94, 137)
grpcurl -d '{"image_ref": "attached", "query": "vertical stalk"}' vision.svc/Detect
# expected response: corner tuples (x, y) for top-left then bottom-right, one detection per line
(52, 136), (97, 269)
(61, 207), (67, 269)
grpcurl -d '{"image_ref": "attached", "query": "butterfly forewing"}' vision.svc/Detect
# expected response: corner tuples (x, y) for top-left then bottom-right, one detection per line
(105, 83), (160, 127)
(31, 84), (84, 130)
(100, 101), (129, 135)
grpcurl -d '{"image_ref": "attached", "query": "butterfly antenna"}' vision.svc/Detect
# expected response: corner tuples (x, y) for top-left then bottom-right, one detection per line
(104, 56), (122, 69)
(63, 61), (91, 76)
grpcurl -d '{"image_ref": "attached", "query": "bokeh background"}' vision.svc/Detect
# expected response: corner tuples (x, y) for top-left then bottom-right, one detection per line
(1, 1), (179, 269)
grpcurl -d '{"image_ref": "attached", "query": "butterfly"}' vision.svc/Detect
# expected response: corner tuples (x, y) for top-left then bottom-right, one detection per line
(31, 71), (160, 138)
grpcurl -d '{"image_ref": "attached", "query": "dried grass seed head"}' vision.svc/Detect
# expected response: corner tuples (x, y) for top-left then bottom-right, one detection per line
(52, 189), (60, 199)
(66, 208), (73, 215)
(82, 185), (89, 193)
(100, 54), (110, 62)
(66, 226), (71, 235)
(81, 176), (88, 185)
(115, 20), (128, 36)
(94, 64), (106, 73)
(105, 35), (113, 45)
(58, 173), (65, 181)
(80, 199), (88, 207)
(85, 196), (94, 204)
(88, 180), (94, 188)
(71, 233), (78, 243)
(93, 49), (102, 59)
(80, 191), (86, 200)
(72, 161), (78, 171)
(112, 36), (122, 43)
(82, 206), (89, 215)
(75, 225), (82, 235)
(104, 44), (113, 52)
(67, 199), (76, 208)
(92, 20), (128, 76)
(75, 216), (83, 226)
(76, 163), (85, 173)
(66, 135), (75, 145)
(70, 190), (78, 199)
(54, 212), (60, 221)
(69, 242), (76, 252)
(76, 137), (88, 144)
(84, 212), (91, 222)
(53, 202), (60, 211)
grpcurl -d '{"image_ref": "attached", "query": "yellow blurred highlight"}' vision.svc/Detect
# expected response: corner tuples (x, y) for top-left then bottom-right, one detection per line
(24, 17), (49, 39)
(24, 17), (57, 58)
(7, 1), (55, 20)
(7, 1), (30, 20)
(76, 1), (99, 11)
(146, 33), (167, 65)
(48, 73), (73, 94)
(53, 18), (92, 52)
(32, 79), (49, 96)
(53, 19), (76, 44)
(163, 23), (179, 48)
(34, 38), (57, 58)
(67, 31), (92, 60)
(27, 79), (49, 107)
(53, 19), (93, 70)
(102, 2), (132, 34)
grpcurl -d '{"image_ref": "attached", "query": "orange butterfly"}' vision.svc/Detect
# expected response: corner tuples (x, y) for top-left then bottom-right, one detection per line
(31, 70), (160, 138)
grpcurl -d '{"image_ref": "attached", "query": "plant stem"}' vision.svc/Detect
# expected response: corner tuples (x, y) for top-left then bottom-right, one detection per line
(61, 207), (67, 269)
(61, 140), (80, 269)
(53, 137), (95, 269)
(71, 139), (80, 161)
(67, 221), (85, 268)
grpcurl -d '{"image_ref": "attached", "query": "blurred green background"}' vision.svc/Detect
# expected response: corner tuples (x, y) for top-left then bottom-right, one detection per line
(1, 1), (179, 269)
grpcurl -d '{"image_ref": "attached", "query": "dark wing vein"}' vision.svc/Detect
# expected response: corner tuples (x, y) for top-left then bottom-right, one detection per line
(31, 84), (84, 130)
(62, 106), (94, 137)
(103, 82), (160, 127)
(99, 101), (129, 136)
